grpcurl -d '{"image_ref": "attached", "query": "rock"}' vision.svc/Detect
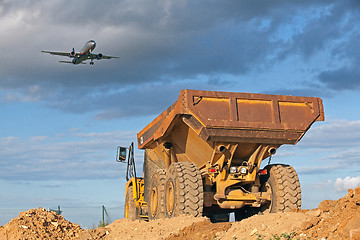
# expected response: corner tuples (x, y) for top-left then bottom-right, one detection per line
(353, 187), (360, 204)
(51, 222), (59, 227)
(318, 200), (336, 212)
(307, 209), (322, 217)
(250, 228), (258, 236)
(300, 221), (313, 230)
(300, 216), (320, 230)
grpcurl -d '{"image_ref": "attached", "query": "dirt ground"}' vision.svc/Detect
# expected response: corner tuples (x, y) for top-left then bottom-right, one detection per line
(1, 186), (360, 240)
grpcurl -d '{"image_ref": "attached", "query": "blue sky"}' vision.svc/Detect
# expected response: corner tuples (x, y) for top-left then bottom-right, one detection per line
(1, 0), (360, 227)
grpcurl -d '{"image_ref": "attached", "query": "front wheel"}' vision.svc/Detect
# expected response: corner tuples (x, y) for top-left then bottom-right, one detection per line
(149, 169), (166, 219)
(124, 186), (139, 220)
(261, 164), (301, 213)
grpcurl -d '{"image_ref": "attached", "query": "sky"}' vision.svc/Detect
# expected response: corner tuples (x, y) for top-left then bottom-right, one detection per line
(1, 0), (360, 227)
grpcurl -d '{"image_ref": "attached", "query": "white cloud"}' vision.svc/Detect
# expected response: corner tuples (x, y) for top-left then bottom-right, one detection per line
(300, 119), (360, 149)
(334, 176), (360, 192)
(0, 129), (138, 181)
(30, 136), (48, 142)
(311, 180), (333, 189)
(274, 119), (360, 189)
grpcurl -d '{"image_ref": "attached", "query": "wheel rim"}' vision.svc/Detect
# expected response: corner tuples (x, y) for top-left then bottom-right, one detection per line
(150, 186), (158, 217)
(166, 181), (175, 216)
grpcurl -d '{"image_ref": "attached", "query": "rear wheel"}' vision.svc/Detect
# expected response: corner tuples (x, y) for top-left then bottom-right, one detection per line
(234, 164), (301, 221)
(124, 186), (139, 220)
(149, 169), (166, 219)
(165, 162), (203, 217)
(261, 164), (301, 213)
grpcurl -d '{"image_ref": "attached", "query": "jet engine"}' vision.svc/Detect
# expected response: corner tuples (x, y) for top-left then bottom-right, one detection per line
(69, 48), (76, 57)
(97, 53), (103, 60)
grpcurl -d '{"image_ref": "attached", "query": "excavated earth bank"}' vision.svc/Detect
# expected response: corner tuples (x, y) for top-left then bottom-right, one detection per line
(1, 186), (360, 240)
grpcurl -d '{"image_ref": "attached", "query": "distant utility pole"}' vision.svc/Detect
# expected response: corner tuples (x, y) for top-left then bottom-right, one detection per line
(101, 205), (110, 226)
(102, 205), (105, 225)
(49, 205), (62, 215)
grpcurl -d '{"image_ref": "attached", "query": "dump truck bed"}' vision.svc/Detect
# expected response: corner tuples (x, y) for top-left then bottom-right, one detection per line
(138, 90), (324, 148)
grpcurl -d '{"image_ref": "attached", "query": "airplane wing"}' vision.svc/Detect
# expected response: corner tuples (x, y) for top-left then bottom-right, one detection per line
(100, 55), (120, 60)
(89, 53), (120, 60)
(41, 51), (80, 58)
(42, 51), (70, 56)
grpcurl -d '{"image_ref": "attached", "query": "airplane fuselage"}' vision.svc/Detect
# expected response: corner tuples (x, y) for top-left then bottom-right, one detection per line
(71, 40), (96, 64)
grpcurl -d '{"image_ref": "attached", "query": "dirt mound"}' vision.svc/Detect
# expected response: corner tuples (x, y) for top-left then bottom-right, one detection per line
(166, 220), (231, 240)
(0, 207), (83, 240)
(78, 215), (209, 240)
(1, 187), (360, 240)
(219, 187), (360, 239)
(301, 187), (360, 239)
(220, 211), (316, 239)
(82, 186), (360, 240)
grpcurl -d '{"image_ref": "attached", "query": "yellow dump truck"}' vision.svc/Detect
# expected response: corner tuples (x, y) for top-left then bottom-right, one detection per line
(117, 89), (324, 221)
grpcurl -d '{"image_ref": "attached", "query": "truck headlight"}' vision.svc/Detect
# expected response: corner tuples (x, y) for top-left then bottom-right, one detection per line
(238, 166), (248, 175)
(230, 167), (237, 174)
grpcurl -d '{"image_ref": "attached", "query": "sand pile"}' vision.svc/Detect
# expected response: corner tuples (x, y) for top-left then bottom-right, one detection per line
(301, 186), (360, 239)
(78, 215), (210, 240)
(216, 186), (360, 239)
(80, 186), (360, 240)
(0, 207), (83, 240)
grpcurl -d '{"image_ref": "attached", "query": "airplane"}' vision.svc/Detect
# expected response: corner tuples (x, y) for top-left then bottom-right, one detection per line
(41, 40), (119, 65)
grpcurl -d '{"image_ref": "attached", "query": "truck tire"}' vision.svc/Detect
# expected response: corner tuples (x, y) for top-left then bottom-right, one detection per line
(261, 164), (301, 213)
(149, 169), (166, 219)
(164, 162), (203, 218)
(124, 186), (139, 220)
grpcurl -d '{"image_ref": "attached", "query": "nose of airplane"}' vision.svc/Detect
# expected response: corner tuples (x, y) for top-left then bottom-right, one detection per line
(89, 40), (96, 50)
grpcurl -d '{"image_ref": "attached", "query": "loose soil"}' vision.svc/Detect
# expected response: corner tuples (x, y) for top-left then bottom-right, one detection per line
(1, 186), (360, 240)
(0, 207), (82, 240)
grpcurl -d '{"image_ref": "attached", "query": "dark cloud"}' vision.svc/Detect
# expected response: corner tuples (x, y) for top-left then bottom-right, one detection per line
(265, 82), (333, 99)
(318, 67), (360, 90)
(0, 0), (359, 119)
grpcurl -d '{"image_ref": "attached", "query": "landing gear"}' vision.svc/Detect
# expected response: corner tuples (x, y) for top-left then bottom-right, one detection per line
(90, 61), (94, 65)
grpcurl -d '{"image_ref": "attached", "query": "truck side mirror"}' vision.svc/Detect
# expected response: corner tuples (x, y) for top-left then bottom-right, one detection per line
(116, 146), (127, 162)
